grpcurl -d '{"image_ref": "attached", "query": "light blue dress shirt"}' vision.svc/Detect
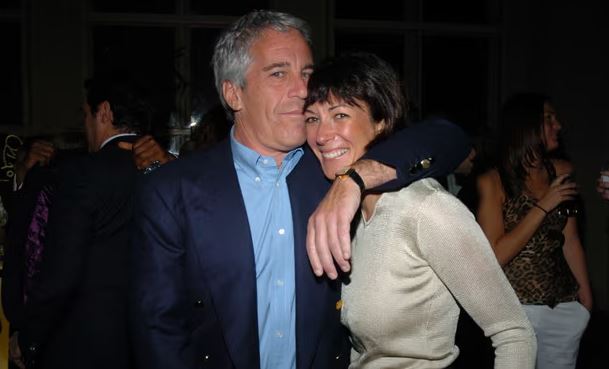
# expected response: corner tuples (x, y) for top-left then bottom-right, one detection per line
(230, 129), (303, 369)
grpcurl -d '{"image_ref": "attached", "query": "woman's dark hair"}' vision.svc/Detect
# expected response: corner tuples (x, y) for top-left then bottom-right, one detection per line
(498, 92), (553, 197)
(304, 52), (406, 143)
(84, 76), (152, 134)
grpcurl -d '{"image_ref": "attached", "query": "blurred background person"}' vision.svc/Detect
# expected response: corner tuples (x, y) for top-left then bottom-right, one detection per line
(477, 92), (592, 369)
(178, 104), (231, 156)
(597, 168), (609, 200)
(2, 134), (85, 341)
(7, 75), (154, 369)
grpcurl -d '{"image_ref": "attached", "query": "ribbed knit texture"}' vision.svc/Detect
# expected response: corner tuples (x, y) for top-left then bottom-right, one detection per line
(341, 178), (536, 369)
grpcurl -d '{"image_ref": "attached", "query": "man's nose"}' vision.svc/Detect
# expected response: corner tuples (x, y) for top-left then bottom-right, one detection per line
(289, 74), (308, 99)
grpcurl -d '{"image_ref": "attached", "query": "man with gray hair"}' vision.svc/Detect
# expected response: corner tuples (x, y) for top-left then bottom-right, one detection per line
(131, 10), (470, 369)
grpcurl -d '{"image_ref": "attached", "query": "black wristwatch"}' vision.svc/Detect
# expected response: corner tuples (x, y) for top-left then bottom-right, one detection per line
(335, 167), (366, 194)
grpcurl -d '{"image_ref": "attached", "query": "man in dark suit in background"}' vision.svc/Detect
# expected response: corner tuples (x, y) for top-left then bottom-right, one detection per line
(8, 77), (150, 369)
(131, 10), (470, 369)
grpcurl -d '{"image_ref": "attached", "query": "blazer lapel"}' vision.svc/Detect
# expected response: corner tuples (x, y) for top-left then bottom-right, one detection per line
(187, 141), (260, 369)
(288, 150), (333, 369)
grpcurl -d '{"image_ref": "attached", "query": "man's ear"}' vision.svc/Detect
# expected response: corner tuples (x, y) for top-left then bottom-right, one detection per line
(222, 81), (242, 112)
(96, 101), (114, 125)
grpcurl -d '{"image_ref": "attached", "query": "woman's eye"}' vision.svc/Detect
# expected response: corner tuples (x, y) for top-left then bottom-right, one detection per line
(305, 116), (318, 124)
(335, 113), (349, 119)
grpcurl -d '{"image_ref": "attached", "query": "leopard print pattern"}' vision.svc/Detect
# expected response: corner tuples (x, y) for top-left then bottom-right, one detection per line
(502, 193), (579, 307)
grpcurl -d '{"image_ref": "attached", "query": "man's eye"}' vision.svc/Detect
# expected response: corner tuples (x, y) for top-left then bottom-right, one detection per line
(271, 71), (285, 78)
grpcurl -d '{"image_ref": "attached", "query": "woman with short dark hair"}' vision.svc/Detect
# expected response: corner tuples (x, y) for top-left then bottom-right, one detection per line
(304, 52), (536, 369)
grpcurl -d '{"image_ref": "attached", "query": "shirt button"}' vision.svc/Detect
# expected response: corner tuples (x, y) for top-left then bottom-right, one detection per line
(278, 228), (285, 235)
(255, 177), (261, 182)
(275, 330), (284, 338)
(276, 279), (284, 287)
(262, 159), (268, 164)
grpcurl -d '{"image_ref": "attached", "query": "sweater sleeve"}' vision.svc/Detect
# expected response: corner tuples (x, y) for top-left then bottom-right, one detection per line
(415, 189), (537, 369)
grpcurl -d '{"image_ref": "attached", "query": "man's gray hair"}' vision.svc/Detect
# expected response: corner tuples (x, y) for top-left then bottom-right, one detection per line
(211, 10), (312, 118)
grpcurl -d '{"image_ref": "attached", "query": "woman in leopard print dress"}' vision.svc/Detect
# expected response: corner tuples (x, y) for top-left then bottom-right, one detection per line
(477, 93), (592, 369)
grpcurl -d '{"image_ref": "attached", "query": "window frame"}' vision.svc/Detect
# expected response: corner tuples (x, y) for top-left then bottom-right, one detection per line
(330, 0), (502, 130)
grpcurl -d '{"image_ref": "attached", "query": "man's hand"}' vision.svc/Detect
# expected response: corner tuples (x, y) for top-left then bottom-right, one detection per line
(306, 159), (396, 279)
(118, 135), (175, 170)
(9, 332), (26, 369)
(15, 140), (56, 188)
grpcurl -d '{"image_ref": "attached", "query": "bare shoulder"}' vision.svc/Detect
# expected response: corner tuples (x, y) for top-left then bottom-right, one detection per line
(551, 159), (574, 176)
(477, 168), (505, 204)
(477, 169), (501, 191)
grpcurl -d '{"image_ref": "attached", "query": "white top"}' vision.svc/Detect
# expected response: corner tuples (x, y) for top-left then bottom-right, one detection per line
(341, 178), (536, 369)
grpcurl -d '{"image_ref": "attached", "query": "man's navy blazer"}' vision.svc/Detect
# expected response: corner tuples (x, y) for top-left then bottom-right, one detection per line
(130, 119), (470, 369)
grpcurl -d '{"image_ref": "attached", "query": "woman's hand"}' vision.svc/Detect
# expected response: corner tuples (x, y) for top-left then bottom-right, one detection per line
(118, 135), (176, 171)
(536, 174), (577, 213)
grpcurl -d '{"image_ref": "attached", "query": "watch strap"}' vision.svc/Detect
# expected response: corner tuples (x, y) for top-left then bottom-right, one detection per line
(336, 167), (366, 193)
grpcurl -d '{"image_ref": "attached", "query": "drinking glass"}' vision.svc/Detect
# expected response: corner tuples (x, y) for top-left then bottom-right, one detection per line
(557, 174), (579, 217)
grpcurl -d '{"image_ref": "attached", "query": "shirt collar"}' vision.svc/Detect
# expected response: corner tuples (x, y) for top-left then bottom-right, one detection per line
(230, 126), (303, 179)
(100, 133), (137, 149)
